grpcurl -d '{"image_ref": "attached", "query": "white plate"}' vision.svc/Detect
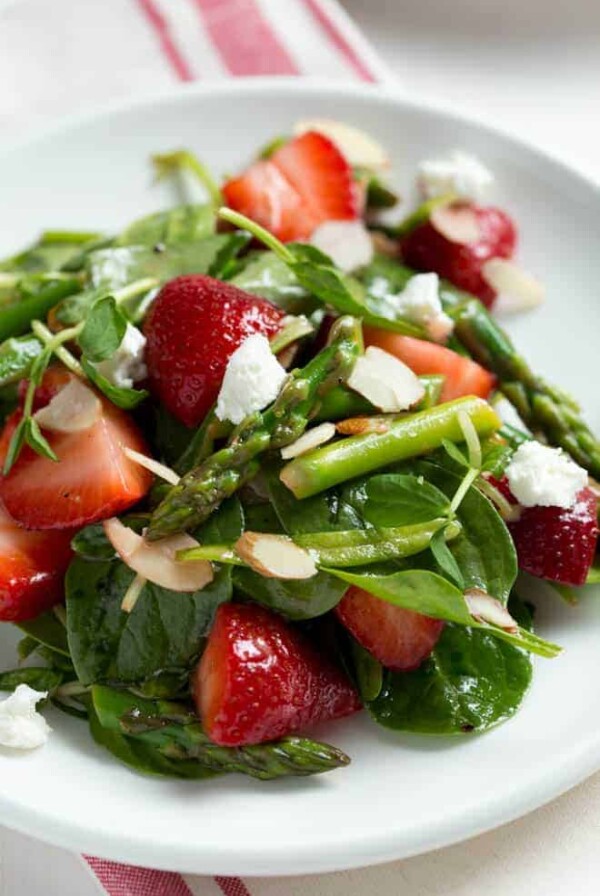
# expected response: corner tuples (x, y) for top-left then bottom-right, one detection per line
(0, 79), (599, 876)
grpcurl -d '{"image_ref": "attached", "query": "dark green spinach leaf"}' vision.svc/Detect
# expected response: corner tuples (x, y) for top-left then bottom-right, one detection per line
(362, 473), (450, 527)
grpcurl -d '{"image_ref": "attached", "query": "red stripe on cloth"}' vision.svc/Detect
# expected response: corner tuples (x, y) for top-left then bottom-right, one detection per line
(300, 0), (376, 82)
(215, 877), (253, 896)
(136, 0), (196, 82)
(192, 0), (300, 76)
(85, 857), (196, 896)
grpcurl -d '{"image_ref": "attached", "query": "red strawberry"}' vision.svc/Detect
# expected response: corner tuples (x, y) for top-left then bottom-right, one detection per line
(144, 274), (285, 427)
(0, 502), (73, 622)
(401, 203), (517, 307)
(222, 131), (358, 243)
(336, 586), (444, 671)
(363, 328), (495, 403)
(194, 602), (361, 746)
(0, 375), (153, 530)
(493, 477), (598, 586)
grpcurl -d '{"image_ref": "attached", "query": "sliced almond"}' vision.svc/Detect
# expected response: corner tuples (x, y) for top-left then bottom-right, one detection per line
(482, 258), (544, 315)
(33, 378), (101, 433)
(370, 231), (398, 258)
(121, 445), (180, 485)
(293, 119), (389, 171)
(347, 346), (425, 413)
(336, 416), (392, 436)
(430, 204), (482, 245)
(464, 588), (518, 633)
(103, 518), (213, 593)
(280, 422), (336, 460)
(310, 220), (374, 273)
(235, 532), (317, 580)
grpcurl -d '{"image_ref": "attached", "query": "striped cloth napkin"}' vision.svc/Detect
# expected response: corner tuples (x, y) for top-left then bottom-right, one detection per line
(0, 0), (390, 893)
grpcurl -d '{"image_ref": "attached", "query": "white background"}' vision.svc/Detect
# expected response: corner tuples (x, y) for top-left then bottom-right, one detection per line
(1, 0), (600, 893)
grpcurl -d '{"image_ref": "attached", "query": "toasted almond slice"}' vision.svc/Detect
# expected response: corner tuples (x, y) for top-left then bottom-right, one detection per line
(280, 422), (336, 460)
(336, 416), (392, 436)
(310, 220), (374, 273)
(347, 346), (425, 413)
(430, 204), (481, 245)
(103, 518), (213, 593)
(464, 588), (518, 633)
(121, 445), (180, 485)
(33, 378), (101, 433)
(482, 258), (544, 315)
(235, 532), (317, 580)
(293, 119), (389, 171)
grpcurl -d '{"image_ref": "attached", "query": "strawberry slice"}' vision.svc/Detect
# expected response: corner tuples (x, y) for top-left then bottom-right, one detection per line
(194, 602), (361, 746)
(144, 274), (285, 427)
(0, 502), (73, 621)
(0, 376), (153, 530)
(363, 327), (495, 403)
(493, 477), (598, 586)
(336, 586), (444, 671)
(401, 204), (517, 307)
(222, 131), (358, 243)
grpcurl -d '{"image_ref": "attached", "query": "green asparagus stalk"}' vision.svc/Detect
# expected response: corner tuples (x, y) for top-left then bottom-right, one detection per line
(280, 396), (501, 499)
(0, 278), (81, 342)
(313, 374), (445, 423)
(92, 686), (350, 780)
(147, 316), (362, 540)
(294, 518), (462, 567)
(444, 292), (600, 477)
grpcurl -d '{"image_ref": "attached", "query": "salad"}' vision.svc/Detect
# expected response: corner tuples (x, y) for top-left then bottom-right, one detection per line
(0, 121), (598, 782)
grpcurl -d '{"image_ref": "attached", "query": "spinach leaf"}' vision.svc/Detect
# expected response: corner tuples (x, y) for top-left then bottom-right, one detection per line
(0, 232), (103, 274)
(87, 236), (238, 294)
(195, 496), (244, 545)
(0, 667), (63, 692)
(231, 252), (319, 315)
(81, 358), (148, 409)
(18, 612), (70, 656)
(65, 556), (231, 685)
(367, 598), (533, 735)
(351, 641), (384, 702)
(417, 461), (518, 603)
(429, 527), (465, 588)
(117, 205), (214, 247)
(78, 296), (127, 362)
(362, 474), (450, 527)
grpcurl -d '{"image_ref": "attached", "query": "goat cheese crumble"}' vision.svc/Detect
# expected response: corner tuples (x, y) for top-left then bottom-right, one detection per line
(216, 334), (287, 425)
(309, 220), (374, 273)
(391, 273), (454, 342)
(505, 441), (588, 509)
(0, 685), (51, 750)
(418, 150), (494, 201)
(95, 324), (147, 389)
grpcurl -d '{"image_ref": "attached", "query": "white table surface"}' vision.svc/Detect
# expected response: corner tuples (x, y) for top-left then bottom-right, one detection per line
(2, 0), (600, 892)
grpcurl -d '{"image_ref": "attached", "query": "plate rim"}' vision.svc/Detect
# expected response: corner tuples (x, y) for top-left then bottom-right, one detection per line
(0, 76), (599, 875)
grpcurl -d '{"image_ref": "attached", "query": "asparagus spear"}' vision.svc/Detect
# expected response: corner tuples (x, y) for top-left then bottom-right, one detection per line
(281, 396), (501, 499)
(443, 291), (600, 478)
(147, 316), (362, 540)
(92, 686), (350, 780)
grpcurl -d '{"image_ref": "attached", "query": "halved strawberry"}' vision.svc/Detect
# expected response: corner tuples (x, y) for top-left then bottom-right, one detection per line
(493, 477), (598, 586)
(222, 131), (358, 242)
(400, 204), (517, 307)
(0, 375), (153, 530)
(363, 327), (495, 403)
(336, 586), (444, 671)
(0, 502), (73, 621)
(194, 602), (361, 746)
(144, 274), (285, 427)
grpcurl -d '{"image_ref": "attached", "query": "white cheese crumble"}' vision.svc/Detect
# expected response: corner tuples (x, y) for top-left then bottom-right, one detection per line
(505, 441), (588, 509)
(95, 323), (147, 389)
(347, 346), (425, 413)
(309, 220), (374, 273)
(0, 685), (51, 750)
(391, 273), (454, 342)
(418, 151), (494, 201)
(216, 334), (287, 425)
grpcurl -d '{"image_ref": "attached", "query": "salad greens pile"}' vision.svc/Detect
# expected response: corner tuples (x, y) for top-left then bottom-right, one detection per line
(0, 137), (597, 785)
